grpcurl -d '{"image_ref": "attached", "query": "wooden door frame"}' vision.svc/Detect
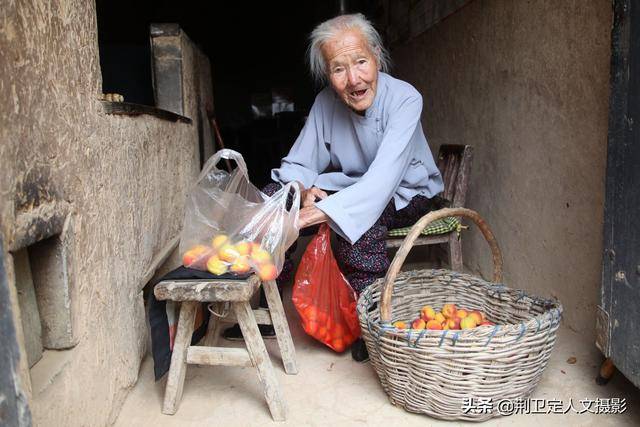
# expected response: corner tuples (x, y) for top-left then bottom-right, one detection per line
(599, 0), (640, 388)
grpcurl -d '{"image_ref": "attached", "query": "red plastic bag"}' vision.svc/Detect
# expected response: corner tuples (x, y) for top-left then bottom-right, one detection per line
(292, 224), (360, 352)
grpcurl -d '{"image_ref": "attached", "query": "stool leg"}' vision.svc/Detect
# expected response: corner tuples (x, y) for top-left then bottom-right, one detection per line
(162, 301), (197, 415)
(262, 280), (298, 375)
(203, 302), (224, 347)
(448, 233), (463, 272)
(234, 301), (286, 421)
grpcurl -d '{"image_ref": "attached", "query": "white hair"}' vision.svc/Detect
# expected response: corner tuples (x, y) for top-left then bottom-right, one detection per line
(308, 13), (391, 85)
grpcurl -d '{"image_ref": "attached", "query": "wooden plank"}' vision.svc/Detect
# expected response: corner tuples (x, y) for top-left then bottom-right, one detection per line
(101, 101), (191, 123)
(446, 155), (459, 200)
(154, 276), (260, 302)
(452, 146), (473, 207)
(203, 302), (224, 347)
(262, 280), (298, 375)
(186, 346), (253, 367)
(234, 301), (286, 421)
(162, 301), (197, 415)
(385, 233), (450, 248)
(448, 232), (463, 272)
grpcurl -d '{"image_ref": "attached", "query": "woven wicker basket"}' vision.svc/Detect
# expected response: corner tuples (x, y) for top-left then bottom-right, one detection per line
(358, 208), (563, 421)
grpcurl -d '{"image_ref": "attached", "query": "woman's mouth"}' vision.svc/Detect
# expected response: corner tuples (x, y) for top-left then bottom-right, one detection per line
(350, 89), (368, 99)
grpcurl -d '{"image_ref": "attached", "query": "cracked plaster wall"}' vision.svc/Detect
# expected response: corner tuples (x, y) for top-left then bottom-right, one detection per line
(0, 1), (213, 425)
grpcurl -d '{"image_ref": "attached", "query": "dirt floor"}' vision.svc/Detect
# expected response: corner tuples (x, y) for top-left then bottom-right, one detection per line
(115, 280), (640, 427)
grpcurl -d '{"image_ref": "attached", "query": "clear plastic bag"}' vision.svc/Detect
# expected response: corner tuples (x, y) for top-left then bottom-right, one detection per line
(179, 149), (300, 280)
(292, 224), (360, 352)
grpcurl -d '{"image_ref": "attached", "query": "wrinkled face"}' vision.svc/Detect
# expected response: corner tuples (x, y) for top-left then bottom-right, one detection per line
(322, 30), (378, 114)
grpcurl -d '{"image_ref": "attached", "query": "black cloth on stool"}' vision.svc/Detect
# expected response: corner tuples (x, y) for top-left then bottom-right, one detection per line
(148, 266), (249, 380)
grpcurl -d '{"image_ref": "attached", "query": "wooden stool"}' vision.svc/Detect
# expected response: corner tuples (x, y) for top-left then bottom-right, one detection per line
(154, 275), (297, 421)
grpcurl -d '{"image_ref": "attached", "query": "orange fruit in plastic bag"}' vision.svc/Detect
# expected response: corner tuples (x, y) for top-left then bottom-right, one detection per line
(333, 324), (345, 339)
(332, 338), (345, 352)
(317, 326), (327, 340)
(258, 263), (277, 281)
(317, 311), (328, 324)
(218, 244), (240, 263)
(206, 255), (228, 275)
(183, 245), (209, 266)
(212, 234), (229, 250)
(305, 320), (319, 335)
(234, 241), (252, 256)
(251, 248), (272, 265)
(230, 256), (251, 274)
(304, 306), (318, 321)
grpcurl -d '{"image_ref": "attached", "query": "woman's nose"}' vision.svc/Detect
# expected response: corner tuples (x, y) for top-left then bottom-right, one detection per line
(347, 67), (359, 86)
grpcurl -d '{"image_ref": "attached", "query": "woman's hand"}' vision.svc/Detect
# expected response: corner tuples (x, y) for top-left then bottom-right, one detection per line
(301, 186), (328, 208)
(298, 205), (329, 228)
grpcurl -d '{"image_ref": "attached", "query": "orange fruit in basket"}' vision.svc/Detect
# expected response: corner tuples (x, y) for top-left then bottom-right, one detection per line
(420, 305), (436, 321)
(442, 304), (457, 319)
(447, 318), (461, 330)
(426, 320), (443, 330)
(460, 316), (477, 330)
(456, 309), (469, 319)
(393, 321), (407, 329)
(412, 318), (426, 330)
(468, 310), (484, 325)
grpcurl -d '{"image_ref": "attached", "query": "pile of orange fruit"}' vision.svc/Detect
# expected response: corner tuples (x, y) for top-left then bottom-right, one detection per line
(393, 304), (495, 330)
(182, 234), (277, 281)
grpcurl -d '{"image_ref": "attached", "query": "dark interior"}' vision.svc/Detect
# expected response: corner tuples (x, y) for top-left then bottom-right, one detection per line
(96, 0), (378, 187)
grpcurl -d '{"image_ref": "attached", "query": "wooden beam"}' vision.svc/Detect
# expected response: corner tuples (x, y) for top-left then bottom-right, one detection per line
(154, 276), (260, 302)
(186, 346), (253, 367)
(222, 307), (272, 325)
(162, 301), (197, 415)
(385, 233), (450, 248)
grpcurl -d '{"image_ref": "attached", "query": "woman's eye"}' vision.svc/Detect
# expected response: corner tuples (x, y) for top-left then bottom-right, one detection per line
(357, 59), (367, 65)
(332, 67), (345, 74)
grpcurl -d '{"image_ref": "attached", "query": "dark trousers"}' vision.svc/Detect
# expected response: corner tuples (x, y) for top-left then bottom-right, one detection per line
(261, 182), (442, 296)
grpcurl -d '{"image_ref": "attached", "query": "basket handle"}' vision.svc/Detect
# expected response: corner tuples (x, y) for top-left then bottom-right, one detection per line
(380, 207), (503, 323)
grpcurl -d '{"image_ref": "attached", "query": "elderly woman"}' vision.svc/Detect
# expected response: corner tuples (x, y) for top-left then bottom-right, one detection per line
(226, 14), (444, 361)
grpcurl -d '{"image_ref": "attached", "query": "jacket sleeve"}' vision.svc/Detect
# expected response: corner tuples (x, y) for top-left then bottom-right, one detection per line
(315, 94), (423, 244)
(271, 97), (331, 189)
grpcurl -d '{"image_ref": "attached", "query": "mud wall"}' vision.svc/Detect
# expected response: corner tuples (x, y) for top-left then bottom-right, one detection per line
(0, 1), (212, 425)
(391, 0), (612, 339)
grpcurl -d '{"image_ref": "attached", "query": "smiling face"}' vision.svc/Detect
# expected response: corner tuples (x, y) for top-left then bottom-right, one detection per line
(321, 29), (378, 114)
